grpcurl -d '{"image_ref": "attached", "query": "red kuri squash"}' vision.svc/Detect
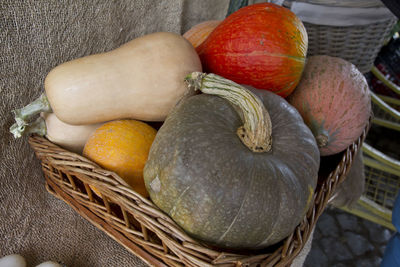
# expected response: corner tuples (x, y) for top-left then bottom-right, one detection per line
(287, 55), (371, 156)
(196, 3), (308, 98)
(183, 20), (221, 48)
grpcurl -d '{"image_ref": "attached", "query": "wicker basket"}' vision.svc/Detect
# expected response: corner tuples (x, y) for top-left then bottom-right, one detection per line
(266, 0), (398, 73)
(27, 119), (369, 267)
(305, 20), (396, 74)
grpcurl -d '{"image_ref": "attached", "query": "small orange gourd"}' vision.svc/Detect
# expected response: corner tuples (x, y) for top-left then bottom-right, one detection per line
(83, 120), (157, 198)
(183, 20), (221, 48)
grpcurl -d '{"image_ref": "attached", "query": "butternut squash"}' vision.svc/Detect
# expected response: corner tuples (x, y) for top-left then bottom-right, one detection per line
(41, 112), (103, 154)
(10, 32), (202, 127)
(10, 112), (103, 154)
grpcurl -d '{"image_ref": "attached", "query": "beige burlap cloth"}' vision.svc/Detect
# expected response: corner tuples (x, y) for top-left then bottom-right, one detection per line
(0, 1), (313, 266)
(0, 1), (228, 266)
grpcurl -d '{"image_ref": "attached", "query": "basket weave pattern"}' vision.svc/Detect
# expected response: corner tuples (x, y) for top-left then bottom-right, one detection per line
(28, 121), (368, 267)
(305, 19), (396, 74)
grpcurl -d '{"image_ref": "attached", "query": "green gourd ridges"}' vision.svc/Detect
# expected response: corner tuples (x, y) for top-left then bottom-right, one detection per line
(144, 72), (320, 250)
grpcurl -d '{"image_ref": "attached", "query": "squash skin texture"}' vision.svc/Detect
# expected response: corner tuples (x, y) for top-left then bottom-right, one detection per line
(143, 88), (320, 249)
(83, 120), (157, 198)
(45, 32), (202, 125)
(183, 20), (221, 48)
(42, 112), (103, 154)
(287, 55), (371, 156)
(196, 3), (308, 98)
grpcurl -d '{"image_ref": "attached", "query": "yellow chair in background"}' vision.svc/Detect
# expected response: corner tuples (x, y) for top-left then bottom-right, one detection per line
(370, 66), (400, 131)
(340, 67), (400, 231)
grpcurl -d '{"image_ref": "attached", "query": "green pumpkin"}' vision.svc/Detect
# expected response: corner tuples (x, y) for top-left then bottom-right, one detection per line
(144, 73), (320, 249)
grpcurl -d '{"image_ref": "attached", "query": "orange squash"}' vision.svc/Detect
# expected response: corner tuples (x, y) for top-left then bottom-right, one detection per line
(83, 120), (157, 197)
(183, 20), (221, 48)
(196, 3), (308, 98)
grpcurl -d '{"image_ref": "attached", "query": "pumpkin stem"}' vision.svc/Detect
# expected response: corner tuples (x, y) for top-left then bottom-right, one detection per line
(185, 72), (272, 153)
(316, 134), (328, 148)
(11, 93), (52, 127)
(10, 116), (47, 138)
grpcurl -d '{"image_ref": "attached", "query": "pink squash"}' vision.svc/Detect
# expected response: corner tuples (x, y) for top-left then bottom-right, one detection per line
(288, 55), (371, 156)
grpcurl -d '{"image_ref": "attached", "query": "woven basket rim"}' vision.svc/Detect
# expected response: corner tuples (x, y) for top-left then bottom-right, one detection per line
(27, 118), (370, 266)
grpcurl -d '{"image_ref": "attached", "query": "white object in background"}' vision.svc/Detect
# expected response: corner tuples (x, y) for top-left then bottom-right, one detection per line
(0, 254), (26, 267)
(266, 0), (395, 26)
(290, 2), (395, 26)
(259, 0), (285, 4)
(266, 0), (385, 8)
(0, 254), (62, 267)
(35, 261), (62, 267)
